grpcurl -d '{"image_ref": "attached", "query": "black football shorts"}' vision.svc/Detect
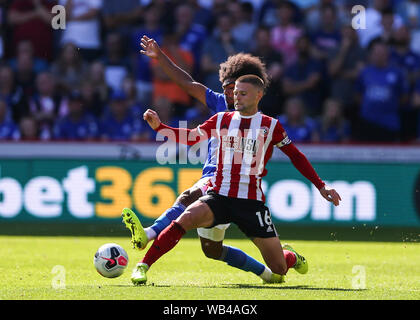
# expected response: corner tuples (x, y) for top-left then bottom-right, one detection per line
(199, 191), (278, 238)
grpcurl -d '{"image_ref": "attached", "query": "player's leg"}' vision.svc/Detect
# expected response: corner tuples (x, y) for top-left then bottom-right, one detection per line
(198, 227), (276, 283)
(233, 200), (307, 279)
(122, 181), (205, 250)
(145, 186), (203, 240)
(252, 237), (289, 275)
(252, 237), (308, 275)
(131, 200), (215, 285)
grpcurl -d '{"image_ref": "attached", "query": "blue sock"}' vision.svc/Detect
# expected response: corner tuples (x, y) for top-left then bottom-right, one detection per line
(150, 203), (186, 236)
(221, 245), (265, 276)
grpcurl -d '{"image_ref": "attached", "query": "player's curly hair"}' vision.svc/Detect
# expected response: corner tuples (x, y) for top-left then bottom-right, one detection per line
(218, 53), (270, 89)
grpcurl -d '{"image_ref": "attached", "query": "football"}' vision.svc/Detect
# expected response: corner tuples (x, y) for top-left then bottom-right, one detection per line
(94, 243), (129, 278)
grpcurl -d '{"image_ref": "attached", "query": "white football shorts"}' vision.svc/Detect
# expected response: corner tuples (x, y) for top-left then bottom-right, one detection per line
(193, 176), (230, 242)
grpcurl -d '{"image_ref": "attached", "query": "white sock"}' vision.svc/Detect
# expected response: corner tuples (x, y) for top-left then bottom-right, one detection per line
(259, 267), (273, 282)
(145, 227), (157, 241)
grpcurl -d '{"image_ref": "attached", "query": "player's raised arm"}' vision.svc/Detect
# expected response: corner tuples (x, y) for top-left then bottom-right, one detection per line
(140, 35), (207, 106)
(143, 109), (217, 146)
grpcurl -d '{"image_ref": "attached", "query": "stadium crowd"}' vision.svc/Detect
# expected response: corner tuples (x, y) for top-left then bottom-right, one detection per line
(1, 0), (420, 143)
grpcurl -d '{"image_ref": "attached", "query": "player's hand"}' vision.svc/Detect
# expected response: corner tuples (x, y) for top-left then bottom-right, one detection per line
(143, 109), (161, 130)
(319, 185), (341, 206)
(140, 35), (160, 59)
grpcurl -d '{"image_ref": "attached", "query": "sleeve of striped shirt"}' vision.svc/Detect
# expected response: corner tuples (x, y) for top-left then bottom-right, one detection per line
(272, 120), (325, 190)
(272, 120), (292, 147)
(154, 113), (218, 146)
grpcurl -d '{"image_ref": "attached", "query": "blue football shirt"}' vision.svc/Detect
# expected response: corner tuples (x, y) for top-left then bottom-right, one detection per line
(200, 88), (229, 178)
(54, 114), (99, 140)
(357, 65), (408, 131)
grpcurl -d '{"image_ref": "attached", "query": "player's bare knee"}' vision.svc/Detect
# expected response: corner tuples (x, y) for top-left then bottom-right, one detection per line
(177, 187), (202, 208)
(176, 189), (191, 207)
(200, 239), (223, 260)
(176, 211), (195, 231)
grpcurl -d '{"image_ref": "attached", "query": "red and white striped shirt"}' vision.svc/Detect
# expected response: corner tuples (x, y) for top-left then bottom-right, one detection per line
(157, 111), (294, 202)
(197, 111), (291, 202)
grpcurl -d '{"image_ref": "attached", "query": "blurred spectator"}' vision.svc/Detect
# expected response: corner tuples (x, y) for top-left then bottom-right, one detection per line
(151, 29), (194, 116)
(0, 0), (10, 59)
(390, 25), (420, 88)
(50, 42), (88, 93)
(1, 0), (419, 145)
(187, 0), (214, 33)
(378, 7), (399, 45)
(53, 90), (98, 141)
(328, 24), (365, 117)
(14, 50), (36, 104)
(282, 34), (323, 116)
(101, 32), (131, 93)
(131, 3), (164, 106)
(10, 43), (47, 120)
(277, 97), (319, 143)
(251, 26), (284, 118)
(99, 90), (146, 142)
(211, 0), (232, 25)
(101, 0), (143, 35)
(288, 0), (318, 12)
(59, 0), (103, 62)
(145, 96), (180, 141)
(391, 25), (420, 141)
(396, 0), (420, 28)
(28, 71), (64, 140)
(0, 65), (24, 117)
(121, 75), (141, 111)
(201, 13), (247, 92)
(270, 0), (303, 66)
(19, 116), (39, 140)
(396, 0), (420, 54)
(85, 61), (111, 111)
(8, 0), (55, 61)
(9, 40), (48, 74)
(305, 0), (347, 31)
(0, 99), (19, 140)
(259, 0), (290, 28)
(355, 39), (409, 142)
(357, 0), (403, 48)
(79, 79), (104, 118)
(316, 98), (351, 143)
(310, 3), (341, 60)
(184, 101), (213, 129)
(229, 1), (257, 46)
(411, 77), (420, 140)
(174, 3), (207, 76)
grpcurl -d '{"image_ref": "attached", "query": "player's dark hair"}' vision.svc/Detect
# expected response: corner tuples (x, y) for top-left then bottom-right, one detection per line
(235, 74), (265, 91)
(219, 53), (269, 89)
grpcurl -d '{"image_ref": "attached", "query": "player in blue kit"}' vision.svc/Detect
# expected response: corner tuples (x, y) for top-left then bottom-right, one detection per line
(122, 35), (289, 284)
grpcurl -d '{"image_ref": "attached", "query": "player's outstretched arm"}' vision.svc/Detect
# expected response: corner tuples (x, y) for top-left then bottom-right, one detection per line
(143, 109), (215, 146)
(140, 35), (207, 105)
(280, 143), (341, 206)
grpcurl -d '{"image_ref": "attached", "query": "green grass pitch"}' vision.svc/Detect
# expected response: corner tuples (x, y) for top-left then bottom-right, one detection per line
(0, 235), (419, 300)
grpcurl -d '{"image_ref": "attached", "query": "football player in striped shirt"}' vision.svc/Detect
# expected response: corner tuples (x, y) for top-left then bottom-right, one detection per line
(123, 36), (288, 285)
(131, 74), (341, 285)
